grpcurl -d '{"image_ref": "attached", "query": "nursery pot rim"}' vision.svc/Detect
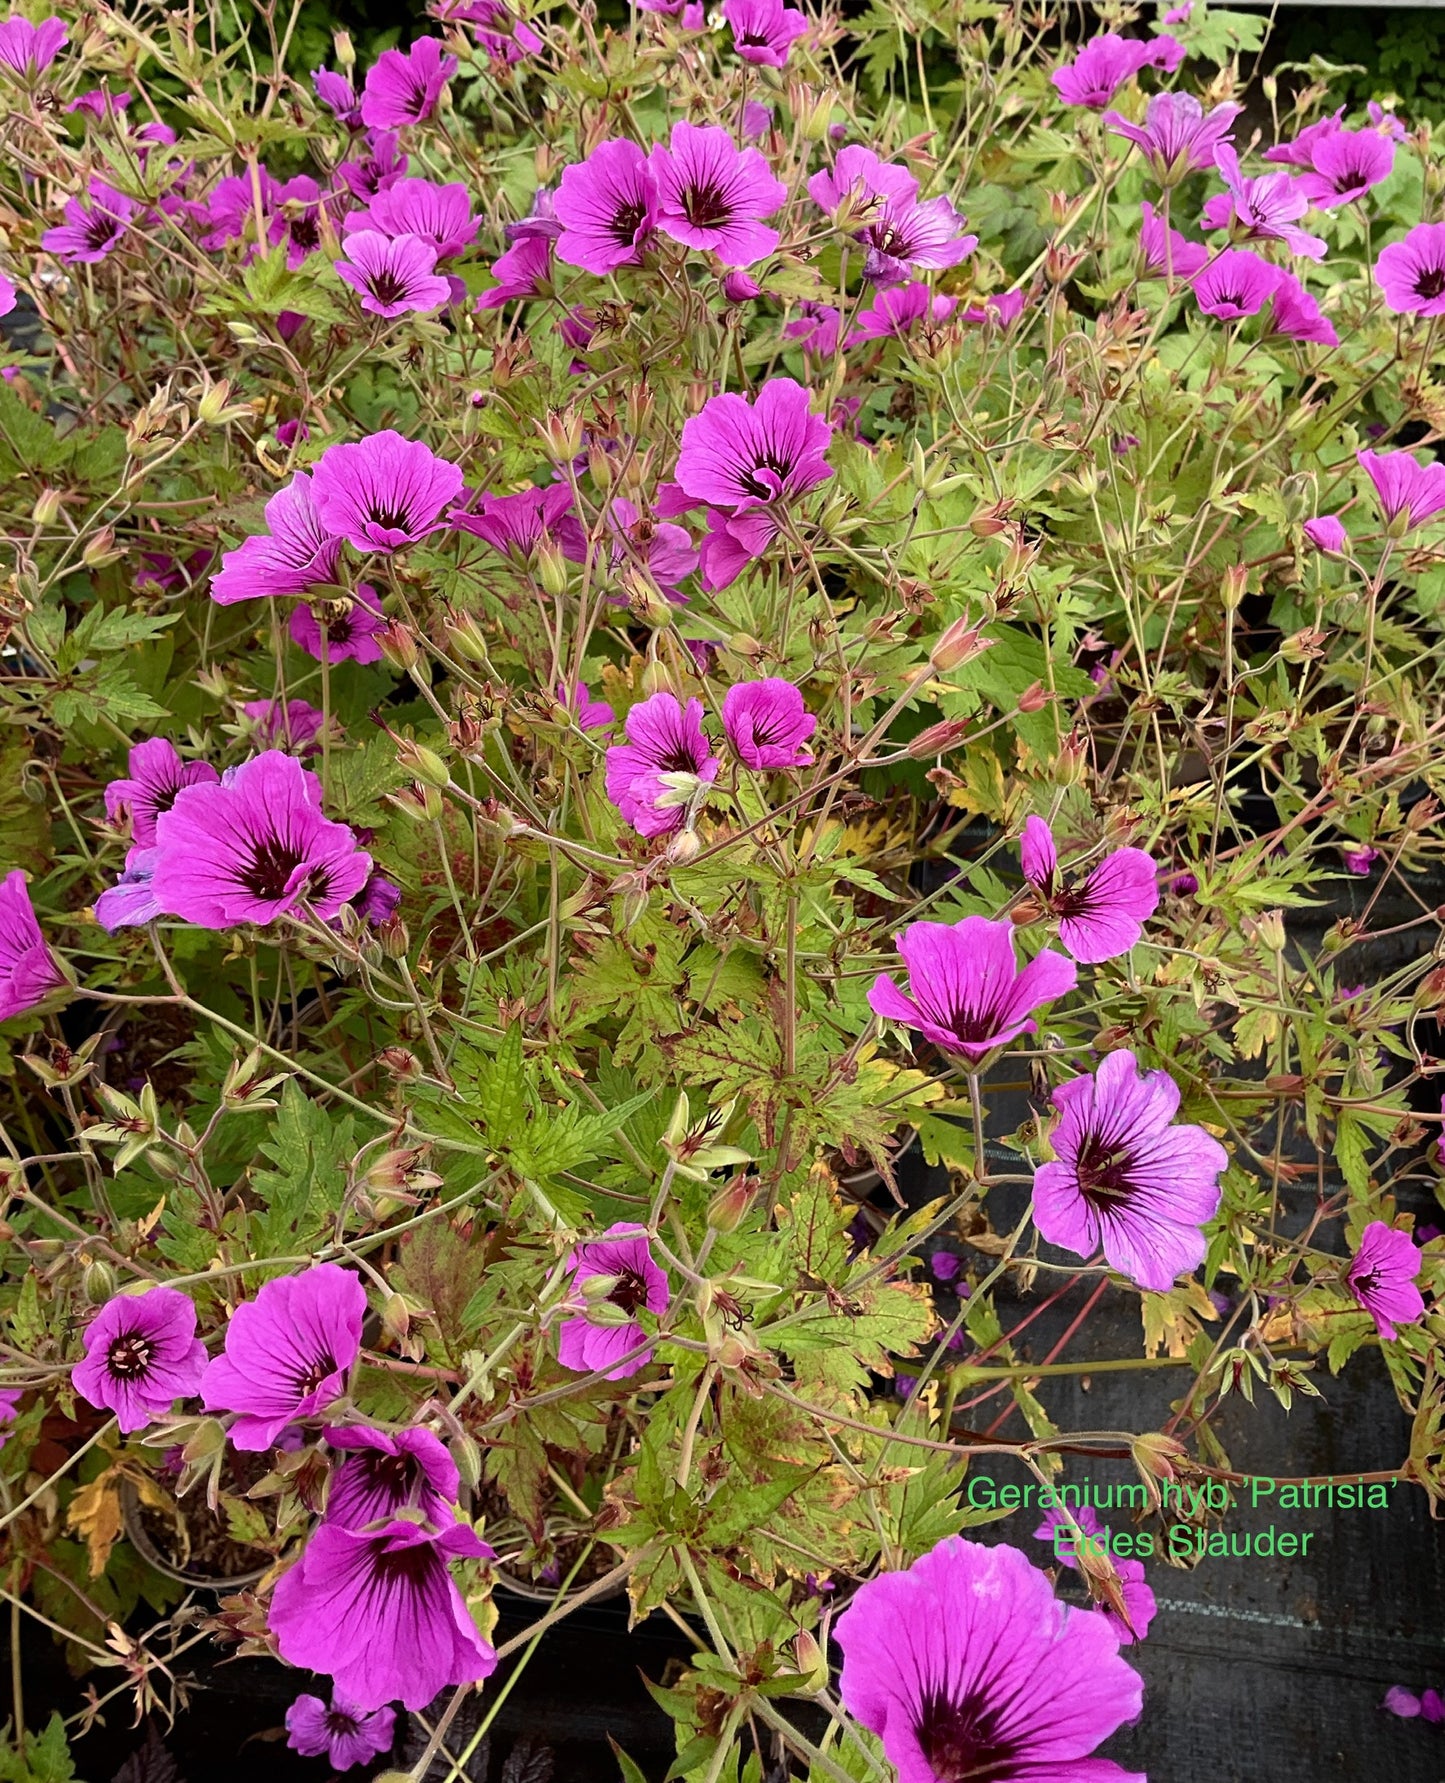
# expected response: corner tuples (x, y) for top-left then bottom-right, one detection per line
(119, 1477), (269, 1592)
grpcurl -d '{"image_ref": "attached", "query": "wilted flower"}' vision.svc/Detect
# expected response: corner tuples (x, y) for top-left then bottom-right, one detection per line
(1357, 449), (1445, 534)
(1343, 846), (1379, 876)
(0, 871), (65, 1021)
(285, 1693), (395, 1771)
(210, 472), (342, 606)
(649, 121), (786, 268)
(270, 1517), (496, 1710)
(336, 230), (452, 317)
(1020, 816), (1159, 963)
(104, 739), (220, 850)
(722, 0), (807, 68)
(360, 37), (457, 129)
(311, 430), (464, 552)
(835, 1537), (1146, 1783)
(1033, 1049), (1227, 1292)
(1375, 223), (1445, 317)
(722, 678), (816, 767)
(150, 751), (371, 929)
(1347, 1222), (1425, 1340)
(558, 1223), (670, 1379)
(202, 1263), (367, 1449)
(72, 1287), (207, 1434)
(605, 692), (719, 837)
(289, 585), (387, 665)
(868, 916), (1077, 1060)
(555, 139), (658, 274)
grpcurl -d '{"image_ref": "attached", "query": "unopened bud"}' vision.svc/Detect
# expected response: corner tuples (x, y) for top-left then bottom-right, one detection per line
(377, 913), (410, 958)
(536, 540), (570, 599)
(377, 1045), (422, 1079)
(333, 28), (355, 68)
(1052, 732), (1088, 786)
(906, 717), (970, 759)
(381, 1292), (412, 1344)
(706, 1176), (755, 1233)
(585, 1299), (636, 1328)
(395, 738), (450, 790)
(82, 1258), (118, 1304)
(930, 616), (992, 672)
(539, 407), (584, 463)
(789, 1629), (828, 1694)
(1221, 564), (1248, 610)
(1256, 909), (1286, 953)
(376, 620), (419, 672)
(389, 781), (444, 822)
(82, 527), (122, 568)
(665, 828), (702, 865)
(32, 488), (62, 527)
(450, 1433), (483, 1492)
(443, 608), (490, 663)
(1017, 681), (1048, 714)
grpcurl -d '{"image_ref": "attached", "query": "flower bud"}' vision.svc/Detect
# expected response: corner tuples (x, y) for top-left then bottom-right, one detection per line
(1220, 564), (1248, 610)
(706, 1176), (755, 1233)
(389, 781), (444, 822)
(31, 488), (62, 527)
(539, 407), (584, 463)
(585, 1299), (635, 1328)
(375, 620), (419, 672)
(789, 1629), (828, 1695)
(395, 738), (451, 790)
(450, 1433), (483, 1493)
(82, 527), (122, 568)
(377, 914), (410, 958)
(82, 1258), (118, 1304)
(333, 28), (355, 67)
(536, 540), (570, 599)
(377, 1046), (422, 1079)
(930, 616), (992, 672)
(1256, 909), (1286, 953)
(1052, 732), (1088, 786)
(1017, 681), (1048, 714)
(665, 828), (702, 865)
(905, 718), (970, 759)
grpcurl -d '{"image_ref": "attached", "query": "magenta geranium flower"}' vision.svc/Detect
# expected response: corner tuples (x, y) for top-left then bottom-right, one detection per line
(289, 585), (387, 664)
(42, 181), (136, 264)
(1346, 1221), (1425, 1340)
(1263, 110), (1344, 170)
(836, 1537), (1145, 1783)
(336, 230), (452, 317)
(1358, 448), (1445, 534)
(1020, 816), (1158, 964)
(105, 739), (220, 850)
(1052, 32), (1156, 110)
(72, 1287), (207, 1434)
(242, 698), (331, 754)
(325, 1424), (459, 1532)
(360, 36), (457, 129)
(1200, 146), (1324, 260)
(1304, 513), (1349, 554)
(960, 287), (1026, 327)
(722, 0), (807, 67)
(808, 146), (974, 286)
(846, 281), (956, 346)
(1032, 1506), (1156, 1645)
(676, 378), (833, 512)
(0, 871), (65, 1022)
(478, 233), (552, 307)
(450, 483), (584, 561)
(558, 1223), (670, 1379)
(0, 274), (14, 317)
(150, 751), (371, 928)
(437, 0), (544, 62)
(313, 67), (364, 129)
(202, 1263), (366, 1450)
(596, 496), (698, 592)
(0, 1387), (20, 1451)
(286, 1694), (395, 1772)
(339, 132), (407, 204)
(1376, 223), (1445, 317)
(210, 472), (341, 606)
(648, 122), (786, 268)
(1139, 200), (1208, 280)
(1033, 1049), (1226, 1292)
(1267, 270), (1338, 345)
(1105, 92), (1242, 184)
(1385, 1686), (1445, 1723)
(808, 143), (917, 214)
(271, 1516), (495, 1711)
(784, 302), (842, 356)
(868, 916), (1077, 1061)
(1192, 247), (1281, 320)
(562, 681), (614, 731)
(1296, 126), (1394, 209)
(350, 178), (482, 260)
(723, 678), (816, 768)
(269, 175), (334, 270)
(555, 138), (658, 274)
(94, 849), (162, 933)
(605, 692), (719, 838)
(66, 88), (130, 119)
(0, 13), (66, 79)
(311, 430), (464, 552)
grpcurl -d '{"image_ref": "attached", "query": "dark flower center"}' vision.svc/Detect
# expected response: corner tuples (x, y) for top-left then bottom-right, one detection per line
(367, 502), (415, 532)
(293, 1353), (338, 1397)
(914, 1690), (1013, 1783)
(402, 74), (431, 120)
(85, 212), (123, 251)
(325, 1710), (360, 1737)
(1074, 1134), (1138, 1208)
(375, 1540), (445, 1591)
(1353, 1267), (1380, 1298)
(240, 835), (307, 901)
(682, 180), (733, 230)
(609, 1265), (649, 1315)
(1333, 168), (1368, 194)
(740, 28), (772, 45)
(367, 269), (408, 305)
(609, 199), (648, 247)
(658, 743), (700, 773)
(1415, 267), (1445, 300)
(289, 214), (321, 251)
(107, 1333), (155, 1379)
(867, 219), (911, 260)
(737, 452), (794, 501)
